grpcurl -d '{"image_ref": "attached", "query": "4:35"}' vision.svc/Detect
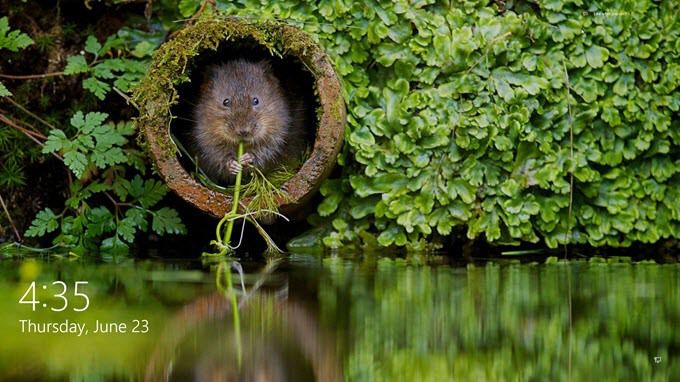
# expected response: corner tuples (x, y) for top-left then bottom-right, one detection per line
(19, 281), (90, 312)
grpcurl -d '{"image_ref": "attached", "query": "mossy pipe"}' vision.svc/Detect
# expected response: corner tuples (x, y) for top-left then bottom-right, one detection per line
(133, 16), (345, 219)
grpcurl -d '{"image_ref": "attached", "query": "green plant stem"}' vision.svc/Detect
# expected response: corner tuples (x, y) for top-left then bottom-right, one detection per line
(214, 261), (242, 367)
(225, 262), (242, 368)
(219, 142), (244, 255)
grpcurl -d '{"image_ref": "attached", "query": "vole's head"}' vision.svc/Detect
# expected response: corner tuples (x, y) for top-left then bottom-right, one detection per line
(199, 60), (290, 146)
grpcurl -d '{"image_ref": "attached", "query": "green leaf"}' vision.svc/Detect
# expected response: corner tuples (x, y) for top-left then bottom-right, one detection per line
(70, 111), (85, 129)
(100, 235), (129, 256)
(92, 123), (126, 149)
(318, 192), (342, 216)
(0, 16), (33, 52)
(116, 216), (137, 243)
(178, 0), (201, 17)
(492, 69), (548, 96)
(64, 55), (90, 75)
(139, 179), (168, 208)
(91, 147), (127, 168)
(86, 207), (115, 238)
(84, 35), (102, 55)
(25, 208), (59, 237)
(349, 125), (375, 147)
(492, 76), (513, 102)
(351, 173), (409, 197)
(131, 41), (156, 58)
(125, 208), (148, 231)
(152, 207), (186, 235)
(375, 43), (411, 67)
(448, 179), (476, 203)
(63, 150), (88, 178)
(115, 120), (136, 136)
(585, 45), (609, 68)
(0, 81), (11, 97)
(112, 178), (130, 201)
(42, 129), (68, 153)
(100, 34), (126, 55)
(601, 107), (621, 127)
(126, 175), (145, 199)
(350, 198), (376, 219)
(76, 134), (95, 150)
(377, 225), (406, 247)
(92, 64), (114, 80)
(80, 112), (108, 134)
(572, 78), (601, 103)
(383, 80), (408, 124)
(82, 77), (111, 100)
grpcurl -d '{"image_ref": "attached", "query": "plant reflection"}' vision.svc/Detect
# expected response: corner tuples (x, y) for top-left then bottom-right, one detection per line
(316, 257), (679, 381)
(145, 258), (341, 381)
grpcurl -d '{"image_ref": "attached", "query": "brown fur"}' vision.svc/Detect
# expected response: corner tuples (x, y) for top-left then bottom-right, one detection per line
(192, 59), (305, 183)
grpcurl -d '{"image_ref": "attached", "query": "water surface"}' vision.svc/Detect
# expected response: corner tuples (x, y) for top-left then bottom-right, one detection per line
(0, 255), (677, 381)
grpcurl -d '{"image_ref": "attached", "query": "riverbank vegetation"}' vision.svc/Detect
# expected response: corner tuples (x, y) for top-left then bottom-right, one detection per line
(1, 1), (678, 255)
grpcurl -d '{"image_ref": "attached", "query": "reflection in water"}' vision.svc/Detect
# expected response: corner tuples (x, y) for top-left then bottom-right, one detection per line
(0, 256), (678, 381)
(313, 256), (680, 381)
(145, 292), (341, 381)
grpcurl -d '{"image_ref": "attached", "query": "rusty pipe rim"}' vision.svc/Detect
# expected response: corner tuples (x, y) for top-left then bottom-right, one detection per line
(136, 18), (345, 218)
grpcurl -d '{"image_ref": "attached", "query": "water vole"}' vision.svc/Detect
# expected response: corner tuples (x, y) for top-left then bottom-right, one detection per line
(192, 59), (305, 183)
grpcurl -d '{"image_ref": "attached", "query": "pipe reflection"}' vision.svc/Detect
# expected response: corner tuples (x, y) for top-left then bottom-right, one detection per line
(146, 260), (341, 382)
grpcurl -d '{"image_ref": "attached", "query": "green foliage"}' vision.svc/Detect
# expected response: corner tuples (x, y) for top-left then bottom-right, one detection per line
(178, 0), (201, 18)
(64, 30), (162, 100)
(24, 208), (59, 237)
(0, 125), (35, 190)
(43, 111), (129, 178)
(0, 6), (186, 254)
(27, 112), (186, 255)
(0, 17), (37, 193)
(0, 16), (33, 52)
(5, 1), (680, 252)
(0, 82), (10, 97)
(214, 1), (680, 249)
(0, 16), (33, 97)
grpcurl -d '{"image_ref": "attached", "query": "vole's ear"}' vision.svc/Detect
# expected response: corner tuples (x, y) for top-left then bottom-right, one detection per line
(258, 60), (273, 73)
(199, 65), (220, 91)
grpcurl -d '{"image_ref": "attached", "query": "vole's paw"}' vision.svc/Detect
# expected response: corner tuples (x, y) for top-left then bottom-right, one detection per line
(241, 152), (255, 167)
(227, 159), (242, 175)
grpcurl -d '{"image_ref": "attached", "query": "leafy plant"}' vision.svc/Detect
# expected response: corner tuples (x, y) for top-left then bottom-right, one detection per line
(0, 6), (187, 254)
(212, 0), (680, 250)
(64, 30), (161, 100)
(42, 111), (129, 178)
(25, 111), (186, 255)
(4, 0), (680, 253)
(0, 16), (34, 96)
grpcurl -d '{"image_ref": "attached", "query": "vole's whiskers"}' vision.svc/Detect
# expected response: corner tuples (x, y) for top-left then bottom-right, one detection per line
(174, 115), (198, 123)
(183, 98), (200, 106)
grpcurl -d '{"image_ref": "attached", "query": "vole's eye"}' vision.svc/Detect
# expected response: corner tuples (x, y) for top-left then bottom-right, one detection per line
(222, 98), (231, 107)
(252, 97), (259, 106)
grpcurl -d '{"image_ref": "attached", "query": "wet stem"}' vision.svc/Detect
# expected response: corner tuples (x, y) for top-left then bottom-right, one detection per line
(218, 141), (244, 256)
(225, 262), (242, 368)
(216, 261), (242, 367)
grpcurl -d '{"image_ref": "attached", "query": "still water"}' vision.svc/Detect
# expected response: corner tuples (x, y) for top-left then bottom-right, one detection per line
(0, 254), (677, 381)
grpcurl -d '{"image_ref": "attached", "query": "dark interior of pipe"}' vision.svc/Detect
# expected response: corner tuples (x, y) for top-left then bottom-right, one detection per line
(171, 37), (320, 186)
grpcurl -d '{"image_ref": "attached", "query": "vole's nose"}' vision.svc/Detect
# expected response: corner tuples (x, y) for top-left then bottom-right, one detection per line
(236, 129), (248, 137)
